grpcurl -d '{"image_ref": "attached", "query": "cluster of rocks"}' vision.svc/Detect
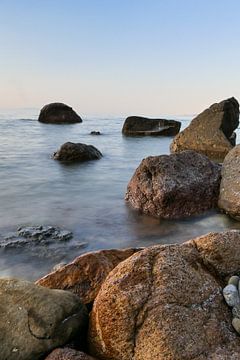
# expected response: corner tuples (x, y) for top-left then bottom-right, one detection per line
(3, 230), (240, 359)
(223, 275), (240, 334)
(125, 97), (240, 221)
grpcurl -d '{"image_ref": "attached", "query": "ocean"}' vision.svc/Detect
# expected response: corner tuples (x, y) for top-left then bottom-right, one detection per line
(0, 109), (239, 281)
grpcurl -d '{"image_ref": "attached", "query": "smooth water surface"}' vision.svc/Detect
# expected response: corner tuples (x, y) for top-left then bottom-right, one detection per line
(0, 109), (240, 280)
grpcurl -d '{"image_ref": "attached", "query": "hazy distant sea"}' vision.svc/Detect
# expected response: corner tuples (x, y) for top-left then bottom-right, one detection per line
(0, 109), (240, 280)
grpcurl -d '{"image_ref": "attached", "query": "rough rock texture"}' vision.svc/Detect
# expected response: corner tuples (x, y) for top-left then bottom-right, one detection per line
(170, 97), (239, 161)
(88, 230), (240, 360)
(218, 145), (240, 220)
(37, 248), (140, 305)
(45, 348), (97, 360)
(0, 278), (88, 360)
(53, 142), (102, 162)
(125, 150), (221, 219)
(122, 116), (181, 136)
(38, 103), (82, 124)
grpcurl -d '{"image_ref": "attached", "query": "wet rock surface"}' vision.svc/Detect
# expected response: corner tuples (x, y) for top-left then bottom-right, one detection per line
(37, 248), (141, 305)
(88, 230), (240, 360)
(218, 145), (240, 220)
(38, 103), (82, 124)
(53, 142), (102, 162)
(0, 278), (88, 360)
(45, 348), (98, 360)
(122, 116), (181, 136)
(125, 150), (221, 219)
(170, 97), (239, 161)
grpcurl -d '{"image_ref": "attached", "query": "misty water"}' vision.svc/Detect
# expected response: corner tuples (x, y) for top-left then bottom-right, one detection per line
(0, 109), (240, 281)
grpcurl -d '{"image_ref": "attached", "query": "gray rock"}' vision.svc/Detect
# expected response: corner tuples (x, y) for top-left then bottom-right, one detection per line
(223, 284), (240, 307)
(122, 116), (181, 136)
(53, 142), (102, 162)
(0, 278), (88, 360)
(17, 225), (72, 241)
(232, 305), (240, 318)
(232, 317), (240, 334)
(228, 275), (240, 288)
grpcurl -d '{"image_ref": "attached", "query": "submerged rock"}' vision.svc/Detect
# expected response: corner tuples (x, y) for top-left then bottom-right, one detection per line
(122, 116), (181, 136)
(53, 142), (102, 162)
(125, 150), (221, 219)
(170, 97), (239, 161)
(37, 248), (141, 305)
(218, 145), (240, 220)
(88, 230), (240, 360)
(45, 348), (98, 360)
(38, 103), (82, 124)
(0, 278), (88, 360)
(90, 131), (101, 135)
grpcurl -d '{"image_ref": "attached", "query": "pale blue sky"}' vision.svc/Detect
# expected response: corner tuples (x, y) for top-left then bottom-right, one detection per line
(0, 0), (240, 116)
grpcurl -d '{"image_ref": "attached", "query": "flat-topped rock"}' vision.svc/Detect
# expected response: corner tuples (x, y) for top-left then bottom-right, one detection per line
(88, 230), (240, 360)
(38, 103), (82, 124)
(37, 248), (141, 305)
(53, 142), (102, 162)
(125, 150), (221, 219)
(170, 97), (239, 162)
(122, 116), (181, 136)
(218, 144), (240, 220)
(0, 278), (88, 360)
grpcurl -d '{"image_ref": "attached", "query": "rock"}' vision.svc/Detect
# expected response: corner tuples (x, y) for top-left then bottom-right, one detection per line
(223, 284), (240, 307)
(125, 150), (221, 219)
(36, 248), (141, 305)
(38, 103), (82, 124)
(53, 142), (102, 162)
(88, 230), (240, 360)
(218, 145), (240, 220)
(52, 262), (67, 272)
(0, 278), (88, 360)
(122, 116), (181, 136)
(228, 275), (240, 287)
(90, 131), (101, 135)
(170, 97), (239, 162)
(232, 305), (240, 318)
(45, 348), (98, 360)
(232, 318), (240, 334)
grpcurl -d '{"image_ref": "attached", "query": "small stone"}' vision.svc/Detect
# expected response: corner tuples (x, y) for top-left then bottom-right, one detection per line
(232, 317), (240, 334)
(232, 305), (240, 318)
(90, 131), (101, 135)
(223, 284), (240, 307)
(228, 275), (240, 287)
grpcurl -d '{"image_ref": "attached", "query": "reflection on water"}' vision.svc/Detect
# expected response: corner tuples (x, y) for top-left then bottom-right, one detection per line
(0, 111), (240, 280)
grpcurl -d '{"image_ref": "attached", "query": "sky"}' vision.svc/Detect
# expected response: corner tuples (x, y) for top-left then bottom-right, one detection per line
(0, 0), (240, 116)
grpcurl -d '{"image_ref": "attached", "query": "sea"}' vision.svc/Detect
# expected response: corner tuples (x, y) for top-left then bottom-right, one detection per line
(0, 109), (240, 281)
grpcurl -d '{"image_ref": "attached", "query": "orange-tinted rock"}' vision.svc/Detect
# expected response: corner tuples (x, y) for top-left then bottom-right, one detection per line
(45, 348), (97, 360)
(88, 231), (240, 360)
(218, 145), (240, 220)
(36, 248), (140, 304)
(170, 97), (239, 162)
(125, 150), (221, 219)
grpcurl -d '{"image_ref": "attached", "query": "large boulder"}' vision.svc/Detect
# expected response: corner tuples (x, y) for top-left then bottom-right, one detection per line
(45, 348), (97, 360)
(53, 142), (102, 162)
(88, 230), (240, 360)
(38, 103), (82, 124)
(0, 278), (88, 360)
(37, 248), (140, 305)
(125, 150), (221, 219)
(170, 97), (239, 161)
(218, 144), (240, 220)
(122, 116), (181, 136)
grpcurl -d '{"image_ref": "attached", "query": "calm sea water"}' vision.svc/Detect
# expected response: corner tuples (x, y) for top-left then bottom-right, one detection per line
(0, 109), (240, 280)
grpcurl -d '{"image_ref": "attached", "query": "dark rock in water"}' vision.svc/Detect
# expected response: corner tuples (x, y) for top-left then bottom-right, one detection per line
(53, 142), (102, 162)
(0, 278), (88, 360)
(125, 150), (221, 219)
(90, 131), (101, 135)
(45, 348), (98, 360)
(38, 103), (82, 124)
(170, 97), (239, 161)
(218, 145), (240, 220)
(122, 116), (181, 136)
(88, 231), (240, 360)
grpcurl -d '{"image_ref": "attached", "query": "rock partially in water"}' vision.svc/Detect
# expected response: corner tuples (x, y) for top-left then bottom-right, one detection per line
(125, 150), (221, 219)
(223, 284), (240, 307)
(45, 348), (98, 360)
(170, 97), (239, 162)
(0, 278), (88, 360)
(18, 225), (72, 241)
(122, 116), (181, 136)
(90, 131), (101, 135)
(38, 103), (82, 124)
(53, 142), (102, 162)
